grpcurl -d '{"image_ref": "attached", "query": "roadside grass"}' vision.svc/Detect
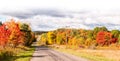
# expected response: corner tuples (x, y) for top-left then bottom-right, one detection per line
(52, 45), (118, 61)
(0, 48), (16, 61)
(14, 46), (35, 61)
(1, 46), (35, 61)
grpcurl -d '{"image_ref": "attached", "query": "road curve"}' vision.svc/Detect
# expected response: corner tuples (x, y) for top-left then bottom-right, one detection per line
(30, 46), (88, 61)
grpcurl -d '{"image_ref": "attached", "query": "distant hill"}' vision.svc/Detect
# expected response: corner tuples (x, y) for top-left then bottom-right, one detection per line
(34, 31), (48, 35)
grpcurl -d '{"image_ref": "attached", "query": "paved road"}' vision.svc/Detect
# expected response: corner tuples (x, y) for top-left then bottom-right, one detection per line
(30, 46), (88, 61)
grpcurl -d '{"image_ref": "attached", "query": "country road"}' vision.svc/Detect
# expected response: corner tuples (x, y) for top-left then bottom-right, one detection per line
(30, 46), (88, 61)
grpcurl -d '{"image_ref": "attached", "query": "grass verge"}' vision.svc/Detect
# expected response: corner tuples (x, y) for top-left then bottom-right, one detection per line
(14, 46), (35, 61)
(1, 46), (35, 61)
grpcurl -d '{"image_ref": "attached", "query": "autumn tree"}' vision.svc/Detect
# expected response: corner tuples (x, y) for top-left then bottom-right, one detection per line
(19, 23), (35, 46)
(96, 31), (117, 46)
(5, 20), (23, 47)
(93, 26), (108, 39)
(0, 24), (11, 47)
(47, 31), (56, 45)
(40, 33), (47, 45)
(56, 33), (63, 45)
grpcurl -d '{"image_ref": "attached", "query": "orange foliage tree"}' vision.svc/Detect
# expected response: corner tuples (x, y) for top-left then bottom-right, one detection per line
(96, 31), (117, 46)
(5, 20), (23, 47)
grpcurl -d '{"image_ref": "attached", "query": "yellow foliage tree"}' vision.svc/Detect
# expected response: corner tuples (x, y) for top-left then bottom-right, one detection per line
(47, 31), (56, 45)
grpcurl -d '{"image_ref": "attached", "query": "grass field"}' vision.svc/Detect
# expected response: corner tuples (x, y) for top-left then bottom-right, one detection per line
(52, 45), (120, 61)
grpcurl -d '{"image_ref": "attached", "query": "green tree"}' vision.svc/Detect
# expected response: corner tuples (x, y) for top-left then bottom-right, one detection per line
(56, 34), (63, 45)
(19, 23), (31, 31)
(93, 26), (108, 39)
(94, 26), (108, 34)
(87, 30), (94, 39)
(19, 23), (33, 46)
(111, 30), (120, 38)
(101, 26), (108, 31)
(118, 34), (120, 44)
(0, 22), (2, 26)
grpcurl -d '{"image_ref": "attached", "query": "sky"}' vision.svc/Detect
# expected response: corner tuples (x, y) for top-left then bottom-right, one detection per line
(0, 0), (120, 31)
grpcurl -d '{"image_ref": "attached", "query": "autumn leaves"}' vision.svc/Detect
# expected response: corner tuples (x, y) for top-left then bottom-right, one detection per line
(0, 19), (35, 48)
(40, 27), (120, 48)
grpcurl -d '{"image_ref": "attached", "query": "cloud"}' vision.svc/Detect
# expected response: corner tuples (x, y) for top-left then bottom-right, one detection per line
(0, 9), (73, 19)
(1, 8), (120, 31)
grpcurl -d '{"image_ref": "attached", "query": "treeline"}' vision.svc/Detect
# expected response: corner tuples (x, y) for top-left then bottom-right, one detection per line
(40, 26), (120, 48)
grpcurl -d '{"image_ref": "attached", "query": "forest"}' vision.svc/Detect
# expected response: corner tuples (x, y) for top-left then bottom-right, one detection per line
(40, 26), (120, 48)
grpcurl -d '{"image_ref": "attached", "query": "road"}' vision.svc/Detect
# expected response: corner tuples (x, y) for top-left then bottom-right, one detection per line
(30, 46), (88, 61)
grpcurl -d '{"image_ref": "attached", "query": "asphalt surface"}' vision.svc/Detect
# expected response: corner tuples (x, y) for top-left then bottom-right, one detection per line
(30, 46), (88, 61)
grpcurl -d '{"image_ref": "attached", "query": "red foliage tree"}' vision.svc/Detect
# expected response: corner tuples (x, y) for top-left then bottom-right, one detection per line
(96, 31), (117, 45)
(96, 31), (112, 45)
(0, 19), (34, 47)
(0, 24), (11, 47)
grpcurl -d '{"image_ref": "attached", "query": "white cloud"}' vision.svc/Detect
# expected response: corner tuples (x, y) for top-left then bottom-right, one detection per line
(18, 11), (120, 31)
(20, 15), (84, 31)
(1, 9), (120, 31)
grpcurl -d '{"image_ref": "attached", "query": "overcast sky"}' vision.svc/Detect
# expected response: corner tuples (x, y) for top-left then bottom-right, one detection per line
(0, 0), (120, 31)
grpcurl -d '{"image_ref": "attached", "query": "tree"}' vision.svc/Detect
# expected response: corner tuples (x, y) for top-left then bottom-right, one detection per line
(70, 29), (80, 37)
(118, 34), (120, 44)
(85, 38), (93, 46)
(111, 30), (120, 38)
(5, 20), (23, 47)
(100, 26), (108, 31)
(96, 31), (117, 46)
(0, 22), (2, 26)
(40, 33), (47, 45)
(87, 30), (94, 39)
(18, 23), (35, 46)
(0, 24), (11, 47)
(47, 31), (56, 45)
(56, 33), (63, 45)
(29, 32), (36, 45)
(94, 27), (108, 33)
(19, 23), (31, 31)
(93, 26), (108, 39)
